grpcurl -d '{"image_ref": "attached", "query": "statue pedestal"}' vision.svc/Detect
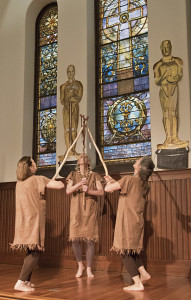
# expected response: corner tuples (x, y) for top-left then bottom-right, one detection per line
(156, 147), (189, 169)
(58, 157), (78, 177)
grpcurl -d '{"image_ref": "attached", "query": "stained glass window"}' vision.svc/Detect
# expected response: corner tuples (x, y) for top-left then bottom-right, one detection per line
(33, 4), (58, 168)
(96, 0), (151, 162)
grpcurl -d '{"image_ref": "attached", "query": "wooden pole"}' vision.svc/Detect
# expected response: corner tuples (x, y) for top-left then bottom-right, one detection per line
(52, 121), (108, 179)
(87, 127), (108, 176)
(80, 115), (89, 208)
(52, 126), (83, 180)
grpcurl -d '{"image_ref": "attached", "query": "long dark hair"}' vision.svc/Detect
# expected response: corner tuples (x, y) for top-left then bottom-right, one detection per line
(16, 156), (33, 181)
(139, 156), (155, 197)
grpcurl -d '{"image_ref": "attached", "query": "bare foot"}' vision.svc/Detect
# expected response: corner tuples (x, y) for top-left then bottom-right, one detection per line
(123, 283), (144, 292)
(138, 266), (151, 283)
(25, 281), (35, 288)
(14, 280), (34, 292)
(75, 265), (85, 278)
(87, 267), (94, 278)
(140, 273), (151, 283)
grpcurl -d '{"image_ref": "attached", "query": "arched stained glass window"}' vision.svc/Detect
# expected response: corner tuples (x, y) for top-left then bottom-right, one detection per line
(96, 0), (151, 163)
(33, 3), (58, 168)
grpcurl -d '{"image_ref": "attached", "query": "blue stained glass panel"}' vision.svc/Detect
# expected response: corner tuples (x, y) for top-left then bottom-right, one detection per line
(40, 95), (57, 109)
(102, 82), (118, 97)
(143, 5), (147, 17)
(130, 9), (141, 19)
(39, 108), (56, 143)
(119, 39), (132, 70)
(102, 43), (118, 83)
(39, 78), (57, 97)
(98, 0), (151, 162)
(134, 76), (149, 91)
(101, 91), (150, 145)
(41, 44), (57, 70)
(34, 4), (58, 168)
(39, 141), (56, 154)
(38, 153), (56, 166)
(103, 142), (151, 160)
(132, 35), (148, 77)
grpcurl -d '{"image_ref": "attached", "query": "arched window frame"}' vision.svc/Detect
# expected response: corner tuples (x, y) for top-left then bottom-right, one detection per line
(33, 3), (58, 174)
(95, 0), (151, 169)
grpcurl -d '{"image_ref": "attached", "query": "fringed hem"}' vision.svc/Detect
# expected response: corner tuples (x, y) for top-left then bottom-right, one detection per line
(68, 237), (98, 243)
(10, 243), (45, 252)
(110, 246), (143, 255)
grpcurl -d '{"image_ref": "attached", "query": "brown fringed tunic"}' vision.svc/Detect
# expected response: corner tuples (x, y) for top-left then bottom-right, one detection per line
(11, 175), (50, 252)
(67, 171), (102, 242)
(111, 175), (145, 255)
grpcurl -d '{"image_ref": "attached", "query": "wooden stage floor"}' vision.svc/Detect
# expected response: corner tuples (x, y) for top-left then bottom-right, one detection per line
(0, 264), (191, 300)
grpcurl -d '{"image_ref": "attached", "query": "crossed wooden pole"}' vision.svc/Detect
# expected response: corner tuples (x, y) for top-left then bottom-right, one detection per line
(52, 115), (108, 180)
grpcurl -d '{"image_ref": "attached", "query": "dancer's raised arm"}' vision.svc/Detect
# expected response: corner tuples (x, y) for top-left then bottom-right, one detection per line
(47, 180), (64, 189)
(104, 175), (120, 192)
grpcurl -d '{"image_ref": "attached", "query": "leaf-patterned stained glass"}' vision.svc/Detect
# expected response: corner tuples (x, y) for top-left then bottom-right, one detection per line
(97, 0), (151, 162)
(39, 43), (58, 97)
(39, 6), (58, 46)
(34, 4), (58, 168)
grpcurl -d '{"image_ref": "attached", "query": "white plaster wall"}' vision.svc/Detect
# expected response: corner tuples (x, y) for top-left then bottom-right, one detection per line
(57, 0), (96, 169)
(148, 0), (191, 168)
(0, 0), (95, 182)
(0, 0), (191, 182)
(0, 0), (55, 182)
(0, 0), (30, 182)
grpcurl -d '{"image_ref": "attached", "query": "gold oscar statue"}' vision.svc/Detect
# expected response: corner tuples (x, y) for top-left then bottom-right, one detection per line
(60, 65), (83, 159)
(153, 40), (188, 149)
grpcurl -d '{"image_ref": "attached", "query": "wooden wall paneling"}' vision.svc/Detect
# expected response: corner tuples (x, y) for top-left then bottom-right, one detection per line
(181, 179), (189, 260)
(187, 179), (191, 260)
(45, 186), (71, 256)
(165, 179), (174, 261)
(152, 181), (158, 260)
(170, 179), (177, 260)
(0, 170), (191, 276)
(186, 178), (191, 260)
(161, 178), (167, 260)
(170, 179), (178, 261)
(144, 180), (156, 260)
(99, 192), (112, 255)
(156, 179), (162, 259)
(65, 195), (72, 255)
(144, 186), (151, 260)
(174, 179), (180, 259)
(176, 179), (184, 260)
(0, 182), (24, 265)
(0, 184), (15, 252)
